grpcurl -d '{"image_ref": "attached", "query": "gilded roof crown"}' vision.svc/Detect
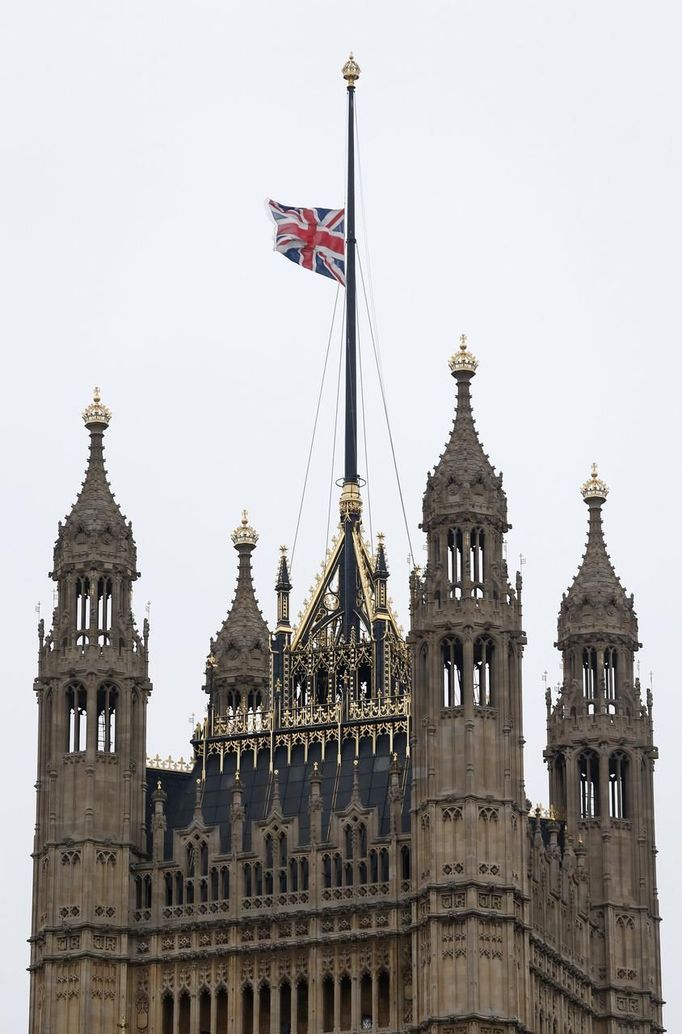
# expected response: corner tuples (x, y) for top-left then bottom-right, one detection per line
(448, 334), (478, 376)
(342, 53), (361, 86)
(231, 510), (259, 548)
(82, 386), (111, 429)
(580, 462), (609, 502)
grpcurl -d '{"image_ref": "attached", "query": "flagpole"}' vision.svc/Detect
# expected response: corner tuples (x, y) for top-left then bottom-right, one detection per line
(341, 53), (361, 643)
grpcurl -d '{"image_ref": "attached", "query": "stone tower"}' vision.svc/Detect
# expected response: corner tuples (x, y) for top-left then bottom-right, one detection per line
(29, 389), (151, 1033)
(409, 337), (530, 1031)
(545, 466), (663, 1032)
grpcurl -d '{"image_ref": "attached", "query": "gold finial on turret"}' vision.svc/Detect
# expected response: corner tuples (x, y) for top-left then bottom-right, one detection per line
(342, 53), (361, 86)
(231, 509), (259, 547)
(580, 462), (609, 502)
(448, 333), (478, 376)
(82, 386), (112, 428)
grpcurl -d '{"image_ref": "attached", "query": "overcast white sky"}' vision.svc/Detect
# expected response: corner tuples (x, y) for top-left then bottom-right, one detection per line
(1, 2), (680, 1029)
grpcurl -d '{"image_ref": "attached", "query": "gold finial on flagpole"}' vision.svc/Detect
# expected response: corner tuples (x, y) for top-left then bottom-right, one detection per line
(342, 53), (361, 86)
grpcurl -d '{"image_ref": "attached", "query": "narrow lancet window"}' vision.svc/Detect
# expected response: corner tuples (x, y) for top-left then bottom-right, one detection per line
(96, 682), (118, 752)
(473, 636), (495, 706)
(75, 577), (90, 646)
(578, 750), (600, 818)
(66, 682), (87, 752)
(470, 528), (485, 598)
(582, 648), (597, 705)
(442, 637), (463, 706)
(604, 647), (618, 705)
(96, 577), (113, 646)
(609, 752), (629, 818)
(447, 528), (464, 598)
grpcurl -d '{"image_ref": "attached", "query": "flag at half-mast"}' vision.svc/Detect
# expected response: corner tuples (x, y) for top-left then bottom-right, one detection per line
(267, 200), (345, 285)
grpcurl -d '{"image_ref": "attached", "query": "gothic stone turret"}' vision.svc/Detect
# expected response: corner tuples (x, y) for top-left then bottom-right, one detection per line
(409, 338), (530, 1032)
(545, 467), (663, 1032)
(204, 512), (271, 726)
(29, 389), (151, 1033)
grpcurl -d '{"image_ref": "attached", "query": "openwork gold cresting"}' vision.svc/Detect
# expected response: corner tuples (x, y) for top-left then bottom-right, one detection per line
(231, 509), (259, 546)
(342, 52), (361, 86)
(82, 385), (112, 427)
(448, 332), (478, 375)
(580, 462), (609, 501)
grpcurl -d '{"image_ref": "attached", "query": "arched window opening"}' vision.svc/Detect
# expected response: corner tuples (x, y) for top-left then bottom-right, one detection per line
(339, 974), (352, 1031)
(401, 844), (411, 881)
(162, 995), (173, 1034)
(370, 850), (378, 884)
(604, 648), (618, 702)
(334, 853), (342, 887)
(344, 861), (353, 887)
(199, 990), (211, 1034)
(358, 860), (367, 885)
(178, 992), (190, 1034)
(216, 989), (228, 1033)
(378, 970), (390, 1028)
(322, 854), (332, 889)
(448, 528), (464, 598)
(66, 682), (87, 752)
(322, 976), (334, 1033)
(186, 843), (196, 878)
(300, 857), (309, 891)
(360, 973), (372, 1030)
(289, 858), (298, 892)
(578, 751), (600, 819)
(242, 986), (254, 1034)
(279, 830), (288, 866)
(221, 865), (229, 899)
(75, 577), (90, 646)
(96, 577), (113, 646)
(344, 825), (353, 860)
(280, 981), (292, 1034)
(265, 834), (274, 869)
(259, 984), (271, 1034)
(210, 868), (219, 901)
(582, 648), (597, 704)
(243, 863), (252, 897)
(297, 978), (309, 1034)
(609, 752), (629, 818)
(96, 682), (118, 752)
(200, 840), (208, 877)
(380, 847), (389, 882)
(473, 636), (495, 706)
(470, 528), (485, 597)
(442, 637), (463, 707)
(254, 862), (264, 896)
(164, 873), (173, 906)
(554, 753), (566, 819)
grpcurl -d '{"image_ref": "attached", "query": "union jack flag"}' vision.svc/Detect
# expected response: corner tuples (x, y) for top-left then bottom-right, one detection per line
(267, 200), (345, 285)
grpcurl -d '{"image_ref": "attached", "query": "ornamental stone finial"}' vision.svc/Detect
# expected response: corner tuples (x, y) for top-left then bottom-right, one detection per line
(580, 463), (609, 503)
(448, 333), (478, 376)
(231, 510), (259, 548)
(342, 53), (361, 86)
(82, 386), (111, 429)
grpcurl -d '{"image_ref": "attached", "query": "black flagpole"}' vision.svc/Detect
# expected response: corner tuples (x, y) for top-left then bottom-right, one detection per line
(341, 53), (360, 642)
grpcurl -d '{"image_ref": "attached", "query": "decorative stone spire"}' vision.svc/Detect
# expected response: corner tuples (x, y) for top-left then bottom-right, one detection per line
(423, 336), (507, 531)
(557, 466), (637, 647)
(373, 532), (389, 581)
(275, 545), (293, 633)
(53, 387), (136, 577)
(209, 511), (270, 714)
